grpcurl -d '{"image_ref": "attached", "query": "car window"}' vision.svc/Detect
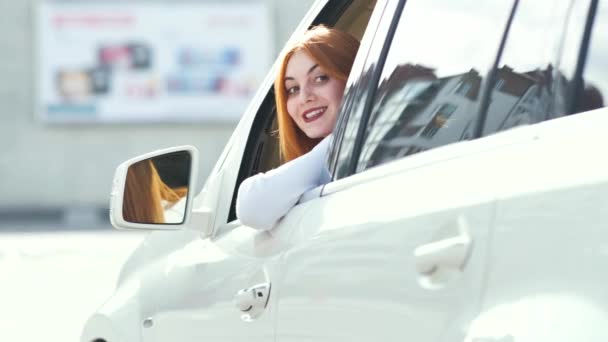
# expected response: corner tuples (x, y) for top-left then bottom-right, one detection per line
(329, 0), (398, 180)
(573, 1), (608, 114)
(341, 0), (514, 174)
(481, 0), (581, 135)
(227, 0), (378, 222)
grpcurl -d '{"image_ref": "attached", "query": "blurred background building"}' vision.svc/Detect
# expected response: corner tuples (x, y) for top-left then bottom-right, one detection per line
(0, 0), (314, 228)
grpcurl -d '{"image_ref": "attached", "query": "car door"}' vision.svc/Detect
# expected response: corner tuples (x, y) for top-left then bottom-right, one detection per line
(137, 128), (288, 342)
(136, 204), (302, 342)
(274, 0), (518, 341)
(465, 1), (608, 340)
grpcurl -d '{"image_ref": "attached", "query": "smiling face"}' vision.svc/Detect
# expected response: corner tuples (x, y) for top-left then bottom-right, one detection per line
(284, 50), (346, 139)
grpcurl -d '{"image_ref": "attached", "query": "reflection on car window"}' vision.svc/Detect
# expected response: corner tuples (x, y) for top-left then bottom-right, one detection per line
(353, 0), (514, 173)
(576, 1), (608, 114)
(330, 0), (401, 181)
(484, 0), (578, 135)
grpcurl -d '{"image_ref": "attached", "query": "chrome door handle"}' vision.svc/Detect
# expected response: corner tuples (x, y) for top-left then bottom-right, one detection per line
(414, 234), (472, 276)
(234, 282), (271, 321)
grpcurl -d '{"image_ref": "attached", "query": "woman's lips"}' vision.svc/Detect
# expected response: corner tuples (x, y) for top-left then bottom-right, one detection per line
(302, 107), (327, 123)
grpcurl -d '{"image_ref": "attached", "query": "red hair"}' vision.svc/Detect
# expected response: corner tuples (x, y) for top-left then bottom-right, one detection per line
(274, 25), (360, 162)
(123, 159), (187, 224)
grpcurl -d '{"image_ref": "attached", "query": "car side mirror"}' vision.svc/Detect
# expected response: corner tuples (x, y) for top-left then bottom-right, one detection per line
(110, 146), (199, 230)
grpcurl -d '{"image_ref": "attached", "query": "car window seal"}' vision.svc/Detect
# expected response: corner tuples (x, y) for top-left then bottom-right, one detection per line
(566, 0), (599, 114)
(474, 0), (520, 139)
(328, 0), (391, 182)
(348, 0), (407, 176)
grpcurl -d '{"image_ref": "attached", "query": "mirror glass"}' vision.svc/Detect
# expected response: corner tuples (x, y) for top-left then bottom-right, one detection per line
(122, 151), (191, 224)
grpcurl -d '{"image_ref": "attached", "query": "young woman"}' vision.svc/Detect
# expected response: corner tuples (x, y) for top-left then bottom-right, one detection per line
(236, 25), (360, 230)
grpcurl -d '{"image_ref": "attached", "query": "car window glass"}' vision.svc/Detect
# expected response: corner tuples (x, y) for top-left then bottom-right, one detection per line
(575, 1), (608, 114)
(482, 0), (577, 135)
(330, 0), (399, 180)
(353, 0), (513, 173)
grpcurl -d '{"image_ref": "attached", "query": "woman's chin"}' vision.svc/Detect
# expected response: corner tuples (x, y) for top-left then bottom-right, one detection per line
(305, 132), (328, 139)
(303, 127), (332, 139)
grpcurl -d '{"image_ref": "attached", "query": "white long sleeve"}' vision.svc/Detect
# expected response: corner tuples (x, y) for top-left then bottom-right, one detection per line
(236, 135), (332, 231)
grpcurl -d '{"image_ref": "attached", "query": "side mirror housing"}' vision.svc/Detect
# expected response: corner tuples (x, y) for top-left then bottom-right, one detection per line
(110, 146), (199, 230)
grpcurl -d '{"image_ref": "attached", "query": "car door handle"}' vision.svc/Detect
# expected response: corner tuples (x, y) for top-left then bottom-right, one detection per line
(234, 282), (271, 321)
(414, 234), (472, 276)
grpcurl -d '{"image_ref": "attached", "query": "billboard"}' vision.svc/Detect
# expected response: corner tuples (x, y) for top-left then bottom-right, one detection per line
(37, 2), (273, 123)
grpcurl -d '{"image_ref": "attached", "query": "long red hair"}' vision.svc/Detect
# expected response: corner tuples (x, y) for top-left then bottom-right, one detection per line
(274, 25), (360, 162)
(123, 159), (187, 224)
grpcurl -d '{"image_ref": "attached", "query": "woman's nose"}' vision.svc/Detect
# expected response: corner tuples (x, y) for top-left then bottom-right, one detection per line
(300, 84), (315, 103)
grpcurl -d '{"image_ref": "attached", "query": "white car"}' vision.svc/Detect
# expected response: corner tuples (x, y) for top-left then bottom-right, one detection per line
(82, 0), (608, 341)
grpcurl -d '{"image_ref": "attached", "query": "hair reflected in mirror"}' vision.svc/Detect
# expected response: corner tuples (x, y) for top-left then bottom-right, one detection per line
(122, 151), (191, 224)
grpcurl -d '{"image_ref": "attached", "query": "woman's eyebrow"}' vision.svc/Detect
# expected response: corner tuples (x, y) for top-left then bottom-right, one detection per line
(284, 64), (320, 81)
(307, 64), (319, 75)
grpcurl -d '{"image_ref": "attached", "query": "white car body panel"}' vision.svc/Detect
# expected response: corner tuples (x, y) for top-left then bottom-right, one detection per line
(83, 98), (608, 341)
(272, 121), (540, 341)
(466, 108), (608, 341)
(139, 230), (277, 342)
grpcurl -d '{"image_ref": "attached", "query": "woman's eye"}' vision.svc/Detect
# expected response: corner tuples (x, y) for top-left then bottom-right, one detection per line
(315, 75), (329, 83)
(286, 86), (299, 95)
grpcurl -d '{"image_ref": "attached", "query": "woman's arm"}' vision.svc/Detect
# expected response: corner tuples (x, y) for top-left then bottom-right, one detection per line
(236, 135), (332, 230)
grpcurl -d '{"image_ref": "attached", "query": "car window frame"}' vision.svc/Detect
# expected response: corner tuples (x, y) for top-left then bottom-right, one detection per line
(566, 0), (599, 115)
(344, 0), (407, 176)
(473, 0), (519, 138)
(326, 0), (402, 181)
(225, 0), (376, 223)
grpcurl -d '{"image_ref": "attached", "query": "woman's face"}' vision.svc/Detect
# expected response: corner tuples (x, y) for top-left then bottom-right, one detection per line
(284, 50), (346, 139)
